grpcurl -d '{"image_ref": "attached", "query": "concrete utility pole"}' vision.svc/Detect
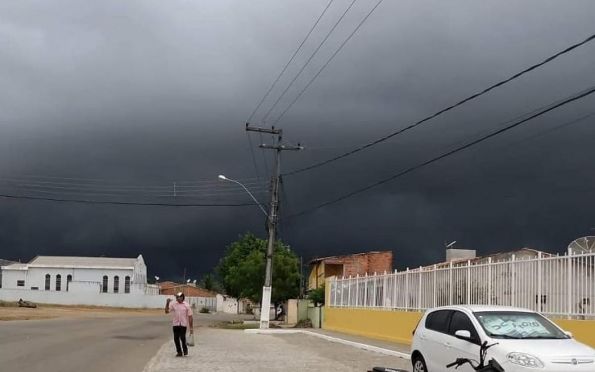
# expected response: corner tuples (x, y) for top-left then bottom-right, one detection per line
(246, 123), (302, 329)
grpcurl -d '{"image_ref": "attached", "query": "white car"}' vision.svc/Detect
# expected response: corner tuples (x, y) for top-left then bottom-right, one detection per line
(411, 305), (595, 372)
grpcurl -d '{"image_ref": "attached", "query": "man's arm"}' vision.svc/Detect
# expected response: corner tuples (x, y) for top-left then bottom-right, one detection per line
(165, 298), (171, 314)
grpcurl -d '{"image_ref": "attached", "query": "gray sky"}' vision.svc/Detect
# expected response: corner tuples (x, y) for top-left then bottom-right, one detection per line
(1, 0), (594, 280)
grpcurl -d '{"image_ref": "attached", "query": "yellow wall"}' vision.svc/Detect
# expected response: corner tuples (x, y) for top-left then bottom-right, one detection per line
(308, 263), (325, 289)
(324, 307), (423, 345)
(324, 308), (595, 348)
(552, 319), (595, 348)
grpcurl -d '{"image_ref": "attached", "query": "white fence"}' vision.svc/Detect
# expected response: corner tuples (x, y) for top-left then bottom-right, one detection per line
(0, 286), (217, 310)
(329, 250), (595, 319)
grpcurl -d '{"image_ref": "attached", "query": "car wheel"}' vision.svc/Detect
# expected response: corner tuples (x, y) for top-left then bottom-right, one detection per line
(412, 354), (427, 372)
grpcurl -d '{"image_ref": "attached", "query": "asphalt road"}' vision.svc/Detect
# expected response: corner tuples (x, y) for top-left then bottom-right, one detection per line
(0, 315), (170, 372)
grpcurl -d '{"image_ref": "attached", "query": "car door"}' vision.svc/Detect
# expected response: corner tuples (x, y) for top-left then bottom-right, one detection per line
(421, 309), (454, 371)
(447, 310), (482, 372)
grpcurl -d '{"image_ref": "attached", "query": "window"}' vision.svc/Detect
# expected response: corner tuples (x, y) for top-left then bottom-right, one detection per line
(45, 274), (51, 290)
(474, 311), (568, 340)
(124, 276), (131, 294)
(67, 275), (72, 291)
(102, 275), (108, 293)
(449, 311), (480, 343)
(17, 280), (25, 287)
(113, 276), (119, 293)
(31, 287), (39, 290)
(56, 274), (61, 291)
(425, 310), (452, 334)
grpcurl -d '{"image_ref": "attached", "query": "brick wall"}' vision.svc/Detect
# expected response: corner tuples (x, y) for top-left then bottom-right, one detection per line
(342, 251), (393, 277)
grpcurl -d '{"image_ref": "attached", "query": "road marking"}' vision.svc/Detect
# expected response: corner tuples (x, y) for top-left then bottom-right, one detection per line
(244, 329), (411, 359)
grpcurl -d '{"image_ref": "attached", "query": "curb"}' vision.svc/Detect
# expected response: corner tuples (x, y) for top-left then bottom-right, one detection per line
(244, 329), (411, 360)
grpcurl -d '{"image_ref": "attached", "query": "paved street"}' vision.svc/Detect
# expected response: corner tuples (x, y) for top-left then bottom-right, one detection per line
(0, 314), (169, 372)
(144, 328), (411, 372)
(1, 311), (411, 372)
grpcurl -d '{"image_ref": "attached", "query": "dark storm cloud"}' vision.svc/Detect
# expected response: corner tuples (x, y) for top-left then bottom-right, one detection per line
(1, 0), (594, 279)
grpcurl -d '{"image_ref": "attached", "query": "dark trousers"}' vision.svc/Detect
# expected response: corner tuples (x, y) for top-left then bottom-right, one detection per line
(172, 326), (188, 354)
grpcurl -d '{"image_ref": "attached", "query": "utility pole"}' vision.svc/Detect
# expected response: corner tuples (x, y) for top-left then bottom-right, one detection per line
(246, 123), (302, 329)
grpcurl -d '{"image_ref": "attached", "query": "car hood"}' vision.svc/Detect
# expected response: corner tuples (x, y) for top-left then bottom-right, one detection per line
(490, 338), (595, 358)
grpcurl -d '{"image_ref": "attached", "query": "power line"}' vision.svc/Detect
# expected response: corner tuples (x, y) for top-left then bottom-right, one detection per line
(0, 193), (259, 207)
(284, 85), (595, 220)
(260, 0), (360, 124)
(283, 32), (595, 176)
(245, 0), (336, 124)
(272, 0), (385, 126)
(1, 173), (263, 186)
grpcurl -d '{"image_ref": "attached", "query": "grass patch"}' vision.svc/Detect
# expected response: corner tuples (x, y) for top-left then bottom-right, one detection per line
(211, 321), (259, 330)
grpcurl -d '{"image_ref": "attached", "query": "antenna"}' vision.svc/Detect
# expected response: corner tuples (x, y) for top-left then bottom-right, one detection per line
(446, 241), (457, 248)
(568, 236), (595, 254)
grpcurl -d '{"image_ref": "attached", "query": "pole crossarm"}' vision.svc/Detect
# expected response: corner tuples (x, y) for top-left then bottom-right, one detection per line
(246, 123), (282, 135)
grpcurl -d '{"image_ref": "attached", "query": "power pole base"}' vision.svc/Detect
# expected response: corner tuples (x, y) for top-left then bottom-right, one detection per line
(259, 286), (272, 329)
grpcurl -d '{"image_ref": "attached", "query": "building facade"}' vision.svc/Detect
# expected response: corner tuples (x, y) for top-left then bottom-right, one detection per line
(0, 255), (147, 294)
(308, 251), (393, 289)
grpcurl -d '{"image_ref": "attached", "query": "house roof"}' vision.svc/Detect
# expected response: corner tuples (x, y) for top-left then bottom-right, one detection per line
(26, 255), (140, 269)
(309, 251), (392, 265)
(0, 259), (15, 267)
(420, 247), (553, 270)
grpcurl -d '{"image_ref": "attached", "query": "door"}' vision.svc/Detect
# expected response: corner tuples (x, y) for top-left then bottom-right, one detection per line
(447, 310), (481, 372)
(421, 309), (454, 370)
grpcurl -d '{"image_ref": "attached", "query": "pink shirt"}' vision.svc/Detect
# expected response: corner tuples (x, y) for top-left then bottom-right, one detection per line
(169, 300), (193, 327)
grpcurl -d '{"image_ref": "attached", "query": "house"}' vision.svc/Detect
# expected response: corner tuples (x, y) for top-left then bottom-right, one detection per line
(0, 255), (147, 294)
(158, 281), (217, 297)
(0, 259), (15, 289)
(308, 250), (393, 289)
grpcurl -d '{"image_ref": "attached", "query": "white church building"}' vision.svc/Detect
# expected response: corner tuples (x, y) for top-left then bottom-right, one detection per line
(1, 255), (147, 294)
(0, 255), (172, 308)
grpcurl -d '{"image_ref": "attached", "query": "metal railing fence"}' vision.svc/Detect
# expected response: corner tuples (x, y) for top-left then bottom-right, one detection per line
(329, 250), (594, 319)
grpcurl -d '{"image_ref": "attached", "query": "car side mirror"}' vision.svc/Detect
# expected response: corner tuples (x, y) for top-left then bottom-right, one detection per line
(454, 330), (472, 341)
(564, 331), (573, 338)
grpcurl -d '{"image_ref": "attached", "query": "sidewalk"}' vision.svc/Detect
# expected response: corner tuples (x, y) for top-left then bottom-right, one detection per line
(143, 327), (411, 372)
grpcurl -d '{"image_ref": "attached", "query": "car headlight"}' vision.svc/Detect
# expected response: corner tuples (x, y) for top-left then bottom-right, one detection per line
(507, 352), (544, 368)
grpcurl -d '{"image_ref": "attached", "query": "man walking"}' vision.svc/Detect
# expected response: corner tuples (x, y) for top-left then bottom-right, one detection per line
(165, 292), (194, 357)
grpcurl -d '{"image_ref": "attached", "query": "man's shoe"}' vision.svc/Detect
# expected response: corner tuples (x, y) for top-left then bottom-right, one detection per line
(183, 351), (188, 356)
(175, 353), (183, 357)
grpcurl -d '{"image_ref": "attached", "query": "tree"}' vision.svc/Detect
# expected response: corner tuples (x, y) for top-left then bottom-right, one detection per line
(308, 284), (325, 306)
(217, 232), (300, 303)
(199, 273), (223, 293)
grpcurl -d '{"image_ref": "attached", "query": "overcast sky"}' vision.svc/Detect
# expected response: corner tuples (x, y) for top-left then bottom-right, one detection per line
(1, 0), (594, 281)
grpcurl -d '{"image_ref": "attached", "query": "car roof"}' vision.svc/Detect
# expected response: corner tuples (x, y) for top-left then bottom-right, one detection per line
(426, 305), (535, 313)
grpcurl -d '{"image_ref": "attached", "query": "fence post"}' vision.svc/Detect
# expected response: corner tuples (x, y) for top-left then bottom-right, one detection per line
(511, 254), (516, 307)
(347, 275), (352, 308)
(537, 252), (542, 313)
(335, 277), (345, 307)
(567, 248), (572, 319)
(449, 261), (453, 305)
(487, 257), (492, 305)
(382, 271), (388, 308)
(433, 264), (437, 307)
(418, 266), (423, 310)
(466, 260), (471, 304)
(405, 268), (410, 311)
(372, 272), (377, 308)
(364, 273), (369, 308)
(393, 270), (398, 310)
(355, 274), (359, 307)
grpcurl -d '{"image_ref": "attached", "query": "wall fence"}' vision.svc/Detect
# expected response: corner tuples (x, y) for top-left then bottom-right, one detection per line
(329, 250), (594, 319)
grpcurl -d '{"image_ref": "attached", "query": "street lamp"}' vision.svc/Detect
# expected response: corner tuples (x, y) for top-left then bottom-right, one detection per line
(218, 175), (268, 217)
(219, 174), (273, 328)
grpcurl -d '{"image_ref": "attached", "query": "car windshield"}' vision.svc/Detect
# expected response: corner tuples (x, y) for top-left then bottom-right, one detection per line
(473, 311), (569, 339)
